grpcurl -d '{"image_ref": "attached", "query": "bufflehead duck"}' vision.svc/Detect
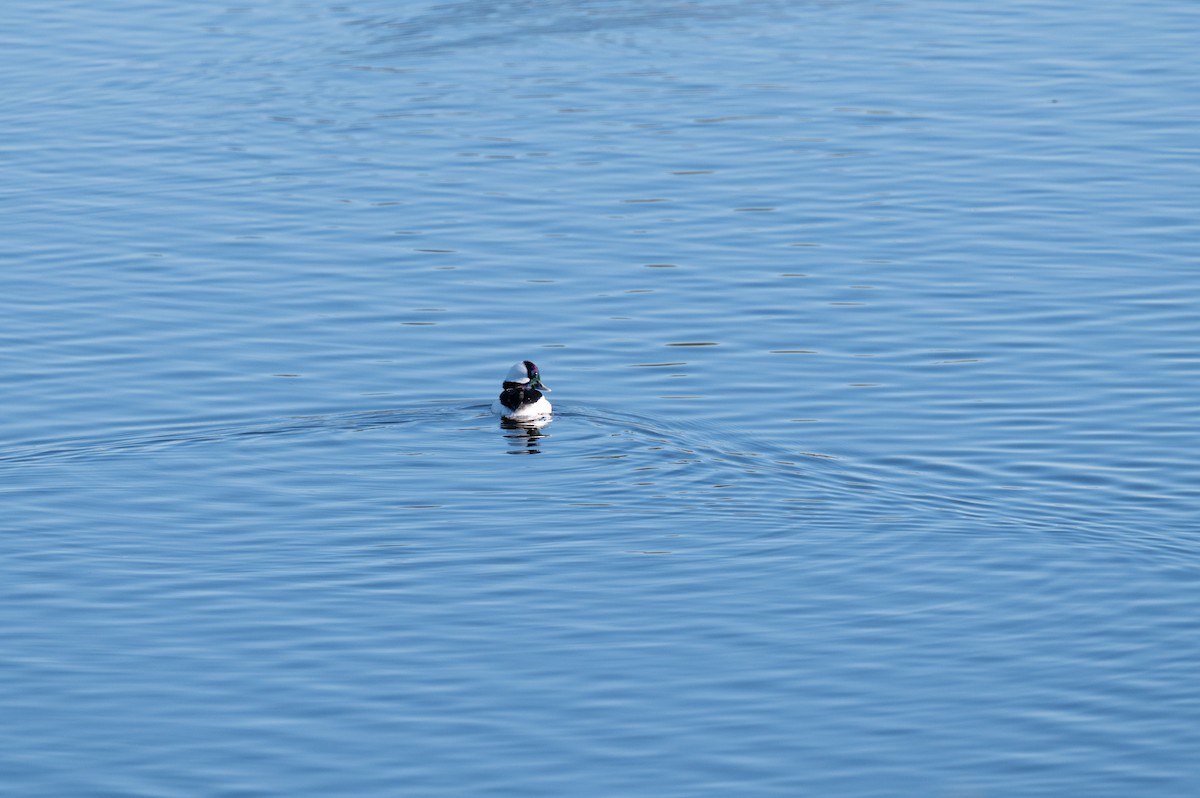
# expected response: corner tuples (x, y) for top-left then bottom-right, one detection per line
(492, 360), (552, 421)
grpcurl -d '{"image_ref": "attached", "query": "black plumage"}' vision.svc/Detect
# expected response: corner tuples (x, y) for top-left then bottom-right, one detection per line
(498, 386), (544, 412)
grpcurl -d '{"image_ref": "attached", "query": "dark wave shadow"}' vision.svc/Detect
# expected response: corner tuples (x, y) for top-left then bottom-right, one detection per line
(0, 405), (469, 469)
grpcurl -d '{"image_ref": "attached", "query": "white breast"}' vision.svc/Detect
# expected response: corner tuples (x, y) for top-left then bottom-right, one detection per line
(492, 395), (552, 421)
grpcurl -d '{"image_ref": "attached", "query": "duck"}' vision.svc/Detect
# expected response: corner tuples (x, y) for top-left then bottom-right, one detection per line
(492, 360), (552, 421)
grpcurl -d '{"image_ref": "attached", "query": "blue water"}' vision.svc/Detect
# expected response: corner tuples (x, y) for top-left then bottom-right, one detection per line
(4, 1), (1199, 795)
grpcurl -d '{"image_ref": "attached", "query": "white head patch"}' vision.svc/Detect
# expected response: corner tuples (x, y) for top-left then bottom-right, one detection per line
(504, 361), (531, 384)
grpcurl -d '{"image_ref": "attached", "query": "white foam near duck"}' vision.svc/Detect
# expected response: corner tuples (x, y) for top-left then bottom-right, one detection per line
(492, 360), (553, 422)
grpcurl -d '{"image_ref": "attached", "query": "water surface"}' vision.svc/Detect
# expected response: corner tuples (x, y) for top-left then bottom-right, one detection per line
(4, 1), (1199, 795)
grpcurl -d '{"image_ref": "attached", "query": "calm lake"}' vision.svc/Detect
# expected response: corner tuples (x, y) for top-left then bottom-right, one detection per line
(4, 0), (1199, 795)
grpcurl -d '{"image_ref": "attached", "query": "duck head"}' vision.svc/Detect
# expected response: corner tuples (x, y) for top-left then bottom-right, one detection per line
(502, 360), (551, 392)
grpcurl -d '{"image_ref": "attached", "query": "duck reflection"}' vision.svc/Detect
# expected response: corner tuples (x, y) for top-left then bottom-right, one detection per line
(500, 417), (549, 454)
